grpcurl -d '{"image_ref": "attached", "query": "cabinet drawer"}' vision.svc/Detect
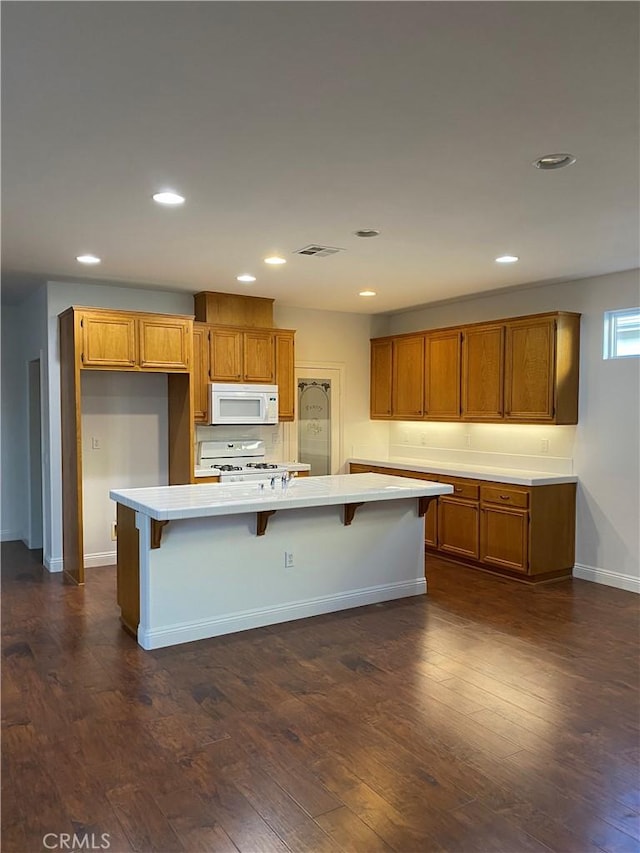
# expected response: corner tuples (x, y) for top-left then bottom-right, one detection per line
(439, 478), (479, 500)
(481, 485), (529, 509)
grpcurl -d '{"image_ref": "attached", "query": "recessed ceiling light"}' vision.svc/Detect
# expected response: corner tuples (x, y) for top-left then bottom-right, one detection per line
(76, 254), (101, 265)
(359, 290), (377, 297)
(354, 229), (381, 238)
(152, 191), (185, 205)
(236, 274), (256, 283)
(495, 255), (519, 264)
(264, 256), (286, 265)
(532, 153), (576, 170)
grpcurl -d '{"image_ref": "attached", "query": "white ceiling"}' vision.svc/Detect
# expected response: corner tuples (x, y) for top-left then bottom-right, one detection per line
(2, 2), (638, 313)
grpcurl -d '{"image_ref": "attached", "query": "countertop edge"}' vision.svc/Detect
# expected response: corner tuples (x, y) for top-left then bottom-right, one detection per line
(347, 457), (578, 486)
(110, 476), (452, 521)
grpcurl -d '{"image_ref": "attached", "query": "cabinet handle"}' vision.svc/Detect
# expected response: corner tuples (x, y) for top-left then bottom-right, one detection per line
(454, 487), (462, 493)
(499, 495), (510, 500)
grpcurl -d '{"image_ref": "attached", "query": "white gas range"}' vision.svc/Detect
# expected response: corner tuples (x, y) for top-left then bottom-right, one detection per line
(196, 440), (291, 483)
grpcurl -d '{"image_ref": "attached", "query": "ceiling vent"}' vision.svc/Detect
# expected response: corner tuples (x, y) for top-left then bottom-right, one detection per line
(294, 244), (344, 258)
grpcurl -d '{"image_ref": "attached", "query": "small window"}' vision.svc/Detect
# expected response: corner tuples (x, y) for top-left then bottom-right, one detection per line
(603, 308), (640, 359)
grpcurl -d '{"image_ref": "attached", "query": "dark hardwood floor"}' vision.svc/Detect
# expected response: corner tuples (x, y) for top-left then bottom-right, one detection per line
(2, 541), (639, 853)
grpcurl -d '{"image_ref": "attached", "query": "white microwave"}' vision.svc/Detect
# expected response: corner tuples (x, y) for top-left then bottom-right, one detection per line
(208, 383), (279, 425)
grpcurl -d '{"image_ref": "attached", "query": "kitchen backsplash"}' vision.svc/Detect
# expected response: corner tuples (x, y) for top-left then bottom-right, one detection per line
(195, 423), (291, 462)
(380, 421), (576, 474)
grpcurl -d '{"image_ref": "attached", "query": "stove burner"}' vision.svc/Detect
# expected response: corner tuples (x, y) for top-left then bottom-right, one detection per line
(217, 464), (242, 472)
(246, 462), (279, 469)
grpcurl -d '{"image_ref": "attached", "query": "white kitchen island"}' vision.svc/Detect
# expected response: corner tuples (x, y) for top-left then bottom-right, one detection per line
(110, 473), (453, 650)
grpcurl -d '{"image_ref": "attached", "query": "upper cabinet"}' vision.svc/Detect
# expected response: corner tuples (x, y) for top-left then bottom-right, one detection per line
(138, 315), (191, 370)
(75, 308), (192, 372)
(370, 311), (580, 425)
(274, 331), (295, 421)
(194, 322), (295, 422)
(370, 339), (393, 418)
(425, 330), (461, 420)
(80, 311), (137, 368)
(504, 314), (580, 423)
(392, 335), (425, 419)
(462, 323), (504, 419)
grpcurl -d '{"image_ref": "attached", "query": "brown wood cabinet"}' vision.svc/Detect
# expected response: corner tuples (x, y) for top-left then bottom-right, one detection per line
(370, 311), (580, 425)
(193, 322), (295, 423)
(243, 330), (275, 383)
(370, 339), (393, 418)
(505, 316), (555, 421)
(348, 462), (576, 583)
(274, 331), (295, 421)
(209, 327), (243, 381)
(192, 325), (209, 422)
(425, 330), (461, 419)
(59, 306), (195, 585)
(392, 335), (425, 419)
(79, 309), (191, 372)
(504, 314), (580, 423)
(462, 323), (504, 419)
(437, 477), (480, 560)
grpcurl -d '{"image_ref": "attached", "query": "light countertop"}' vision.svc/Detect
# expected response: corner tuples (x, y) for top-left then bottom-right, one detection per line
(110, 473), (453, 521)
(348, 457), (578, 486)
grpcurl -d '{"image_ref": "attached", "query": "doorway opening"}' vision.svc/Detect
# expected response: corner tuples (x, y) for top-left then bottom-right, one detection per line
(27, 358), (43, 549)
(294, 364), (344, 474)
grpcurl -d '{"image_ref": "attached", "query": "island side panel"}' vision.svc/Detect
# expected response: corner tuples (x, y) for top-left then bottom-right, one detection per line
(116, 503), (140, 637)
(137, 499), (426, 650)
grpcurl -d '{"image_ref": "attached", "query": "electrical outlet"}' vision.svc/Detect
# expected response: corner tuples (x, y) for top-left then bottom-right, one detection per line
(464, 434), (471, 448)
(91, 437), (101, 450)
(540, 438), (550, 454)
(110, 521), (117, 540)
(420, 432), (427, 446)
(284, 551), (294, 568)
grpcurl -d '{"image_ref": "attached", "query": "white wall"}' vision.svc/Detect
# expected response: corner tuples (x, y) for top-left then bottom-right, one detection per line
(1, 287), (49, 546)
(385, 269), (640, 591)
(81, 371), (169, 565)
(274, 305), (389, 466)
(1, 304), (27, 541)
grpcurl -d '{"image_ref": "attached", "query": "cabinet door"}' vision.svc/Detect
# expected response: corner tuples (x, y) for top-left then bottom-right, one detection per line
(392, 335), (425, 419)
(438, 498), (479, 559)
(480, 506), (529, 573)
(244, 330), (275, 383)
(424, 498), (438, 548)
(138, 317), (191, 370)
(80, 312), (136, 368)
(462, 325), (504, 419)
(370, 340), (393, 418)
(210, 329), (243, 381)
(505, 317), (555, 421)
(192, 325), (210, 423)
(275, 331), (295, 421)
(425, 331), (461, 420)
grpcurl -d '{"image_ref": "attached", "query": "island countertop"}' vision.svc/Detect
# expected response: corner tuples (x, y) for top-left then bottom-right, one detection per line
(110, 473), (453, 521)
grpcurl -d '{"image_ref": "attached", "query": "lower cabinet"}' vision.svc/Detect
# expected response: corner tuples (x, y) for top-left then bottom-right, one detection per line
(348, 463), (576, 582)
(479, 484), (529, 573)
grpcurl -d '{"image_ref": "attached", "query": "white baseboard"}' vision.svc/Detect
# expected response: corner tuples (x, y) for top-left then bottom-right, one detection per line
(0, 529), (22, 542)
(84, 550), (116, 568)
(44, 552), (116, 572)
(44, 555), (63, 573)
(138, 577), (426, 650)
(573, 563), (639, 594)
